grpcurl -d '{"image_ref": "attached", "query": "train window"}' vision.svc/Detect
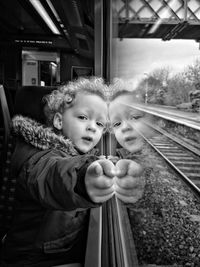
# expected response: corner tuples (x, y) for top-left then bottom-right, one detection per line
(39, 61), (57, 86)
(104, 1), (200, 266)
(22, 50), (60, 86)
(112, 38), (200, 106)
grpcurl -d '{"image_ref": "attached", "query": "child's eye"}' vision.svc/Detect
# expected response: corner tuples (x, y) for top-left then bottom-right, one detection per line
(113, 121), (121, 128)
(129, 114), (142, 120)
(78, 115), (87, 120)
(96, 121), (105, 128)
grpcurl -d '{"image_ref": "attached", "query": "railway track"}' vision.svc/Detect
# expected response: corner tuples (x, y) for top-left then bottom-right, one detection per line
(140, 121), (200, 196)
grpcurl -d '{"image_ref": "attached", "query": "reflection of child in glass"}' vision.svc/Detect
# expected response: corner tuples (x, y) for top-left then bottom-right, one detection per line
(108, 81), (145, 203)
(109, 92), (144, 154)
(1, 77), (116, 267)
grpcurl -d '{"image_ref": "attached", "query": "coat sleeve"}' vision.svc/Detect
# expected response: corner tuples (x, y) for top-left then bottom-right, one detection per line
(18, 150), (100, 211)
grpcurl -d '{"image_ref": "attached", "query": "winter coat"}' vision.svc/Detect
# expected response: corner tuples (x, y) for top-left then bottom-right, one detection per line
(1, 115), (100, 267)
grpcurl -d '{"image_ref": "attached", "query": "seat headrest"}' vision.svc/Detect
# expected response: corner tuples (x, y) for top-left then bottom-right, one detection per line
(14, 86), (57, 123)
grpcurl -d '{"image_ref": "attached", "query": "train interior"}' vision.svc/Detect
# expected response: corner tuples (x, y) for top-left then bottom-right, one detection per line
(1, 0), (200, 266)
(0, 0), (96, 262)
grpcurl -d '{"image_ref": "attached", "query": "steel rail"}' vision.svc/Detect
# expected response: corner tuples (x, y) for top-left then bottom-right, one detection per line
(138, 125), (200, 197)
(144, 120), (200, 157)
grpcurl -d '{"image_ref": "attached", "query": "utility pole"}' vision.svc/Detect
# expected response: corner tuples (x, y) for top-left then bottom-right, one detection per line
(144, 73), (148, 104)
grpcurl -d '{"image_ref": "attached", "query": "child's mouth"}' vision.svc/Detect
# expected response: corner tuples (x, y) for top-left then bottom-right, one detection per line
(124, 136), (137, 143)
(82, 136), (93, 143)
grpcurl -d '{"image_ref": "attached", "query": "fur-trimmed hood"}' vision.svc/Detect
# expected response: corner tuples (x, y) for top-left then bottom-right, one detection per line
(12, 115), (79, 156)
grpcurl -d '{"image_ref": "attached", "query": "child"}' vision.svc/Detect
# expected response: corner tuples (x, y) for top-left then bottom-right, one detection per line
(108, 80), (146, 203)
(1, 77), (145, 266)
(1, 77), (116, 267)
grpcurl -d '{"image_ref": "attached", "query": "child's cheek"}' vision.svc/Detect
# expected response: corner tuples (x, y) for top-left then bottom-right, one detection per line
(115, 131), (122, 143)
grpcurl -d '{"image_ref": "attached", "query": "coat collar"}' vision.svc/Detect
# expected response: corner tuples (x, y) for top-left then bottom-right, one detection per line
(12, 115), (78, 156)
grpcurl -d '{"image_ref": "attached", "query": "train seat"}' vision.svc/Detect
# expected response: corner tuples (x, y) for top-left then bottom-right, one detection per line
(14, 85), (57, 123)
(0, 85), (15, 243)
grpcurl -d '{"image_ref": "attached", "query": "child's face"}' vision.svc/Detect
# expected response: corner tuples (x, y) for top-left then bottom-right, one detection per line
(108, 96), (143, 153)
(57, 93), (107, 153)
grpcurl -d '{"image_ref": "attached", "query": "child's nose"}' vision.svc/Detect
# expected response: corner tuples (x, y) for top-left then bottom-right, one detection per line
(86, 121), (96, 132)
(121, 122), (132, 133)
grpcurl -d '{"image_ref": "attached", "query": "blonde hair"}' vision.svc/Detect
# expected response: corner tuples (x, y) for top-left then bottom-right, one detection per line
(109, 78), (134, 101)
(43, 76), (108, 126)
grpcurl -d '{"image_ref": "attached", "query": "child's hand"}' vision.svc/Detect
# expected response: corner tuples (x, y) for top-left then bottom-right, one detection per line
(114, 159), (145, 203)
(85, 159), (116, 203)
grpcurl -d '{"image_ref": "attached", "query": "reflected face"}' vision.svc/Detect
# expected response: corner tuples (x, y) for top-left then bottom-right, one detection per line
(61, 93), (107, 153)
(108, 96), (144, 153)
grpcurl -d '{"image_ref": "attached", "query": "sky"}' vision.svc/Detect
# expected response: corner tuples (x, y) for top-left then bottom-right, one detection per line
(112, 38), (200, 89)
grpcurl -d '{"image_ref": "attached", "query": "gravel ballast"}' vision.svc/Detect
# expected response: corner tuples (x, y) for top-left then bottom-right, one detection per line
(127, 145), (200, 267)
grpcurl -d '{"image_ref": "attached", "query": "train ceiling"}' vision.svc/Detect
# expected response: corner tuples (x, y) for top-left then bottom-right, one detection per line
(0, 0), (200, 56)
(0, 0), (94, 57)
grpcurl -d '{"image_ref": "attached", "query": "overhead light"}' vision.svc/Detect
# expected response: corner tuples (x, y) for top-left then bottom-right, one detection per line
(46, 0), (61, 23)
(46, 0), (69, 37)
(29, 0), (61, 35)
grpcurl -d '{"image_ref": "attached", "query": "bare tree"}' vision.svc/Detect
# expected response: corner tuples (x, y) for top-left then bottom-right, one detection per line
(165, 73), (191, 106)
(135, 60), (200, 105)
(151, 66), (171, 85)
(183, 59), (200, 86)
